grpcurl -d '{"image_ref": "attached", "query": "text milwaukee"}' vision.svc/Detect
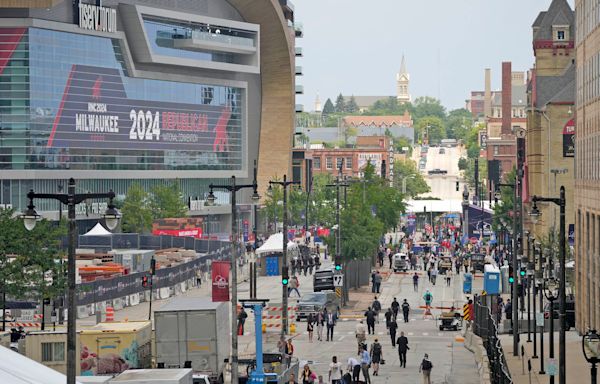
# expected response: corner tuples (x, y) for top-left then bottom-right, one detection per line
(79, 3), (117, 33)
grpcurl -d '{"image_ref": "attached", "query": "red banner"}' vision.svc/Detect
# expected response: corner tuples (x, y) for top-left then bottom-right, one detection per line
(211, 261), (230, 302)
(152, 228), (203, 238)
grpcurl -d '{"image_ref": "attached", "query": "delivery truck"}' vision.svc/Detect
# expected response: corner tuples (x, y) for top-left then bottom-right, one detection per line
(79, 321), (152, 376)
(154, 298), (229, 383)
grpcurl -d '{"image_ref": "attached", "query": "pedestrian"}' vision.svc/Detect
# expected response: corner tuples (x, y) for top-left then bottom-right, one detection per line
(196, 269), (202, 287)
(423, 290), (433, 307)
(288, 275), (301, 297)
(328, 356), (343, 384)
(355, 320), (367, 353)
(285, 339), (295, 367)
(419, 353), (433, 384)
(384, 308), (393, 331)
(307, 313), (315, 343)
(504, 299), (512, 321)
(341, 371), (352, 384)
(388, 251), (393, 269)
(431, 267), (438, 285)
(326, 309), (337, 341)
(301, 364), (317, 384)
(288, 373), (298, 384)
(391, 298), (400, 321)
(371, 270), (377, 293)
(426, 266), (431, 282)
(413, 272), (419, 292)
(372, 296), (381, 324)
(377, 248), (384, 267)
(278, 335), (287, 357)
(401, 299), (410, 323)
(445, 269), (452, 286)
(237, 307), (248, 335)
(360, 344), (371, 384)
(347, 355), (361, 384)
(388, 318), (398, 347)
(316, 309), (325, 341)
(396, 331), (409, 368)
(374, 271), (382, 293)
(370, 339), (382, 376)
(365, 307), (376, 335)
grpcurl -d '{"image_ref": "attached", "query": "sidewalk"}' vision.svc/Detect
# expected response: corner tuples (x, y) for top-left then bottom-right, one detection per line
(499, 331), (591, 383)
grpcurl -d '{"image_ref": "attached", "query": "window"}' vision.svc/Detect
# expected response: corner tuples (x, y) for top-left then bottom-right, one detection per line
(557, 30), (565, 40)
(336, 157), (344, 170)
(326, 157), (333, 169)
(313, 157), (321, 169)
(493, 146), (499, 156)
(41, 342), (65, 362)
(345, 157), (353, 169)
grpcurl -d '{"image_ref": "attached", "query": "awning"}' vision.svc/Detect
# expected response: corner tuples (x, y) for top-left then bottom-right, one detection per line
(82, 222), (112, 236)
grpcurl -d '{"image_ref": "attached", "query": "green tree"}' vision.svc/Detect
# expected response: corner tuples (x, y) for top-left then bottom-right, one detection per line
(415, 116), (446, 144)
(334, 93), (346, 113)
(346, 96), (359, 113)
(393, 136), (413, 156)
(150, 181), (188, 219)
(322, 98), (335, 116)
(445, 108), (473, 140)
(121, 183), (153, 233)
(412, 96), (446, 120)
(393, 159), (431, 198)
(365, 97), (413, 116)
(492, 169), (516, 232)
(458, 157), (469, 171)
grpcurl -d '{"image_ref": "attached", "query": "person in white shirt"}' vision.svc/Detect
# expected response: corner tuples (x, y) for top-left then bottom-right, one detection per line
(355, 320), (367, 353)
(328, 355), (343, 384)
(347, 356), (360, 383)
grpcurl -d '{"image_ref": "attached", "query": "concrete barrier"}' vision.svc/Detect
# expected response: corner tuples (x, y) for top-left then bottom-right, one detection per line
(463, 329), (492, 384)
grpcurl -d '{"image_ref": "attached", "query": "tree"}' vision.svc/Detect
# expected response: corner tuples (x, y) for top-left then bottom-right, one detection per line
(445, 108), (473, 140)
(121, 183), (153, 233)
(150, 181), (188, 219)
(458, 157), (469, 171)
(492, 169), (516, 232)
(415, 116), (446, 144)
(322, 98), (335, 116)
(393, 136), (413, 156)
(393, 159), (431, 198)
(365, 97), (413, 116)
(334, 93), (346, 113)
(412, 96), (446, 120)
(346, 96), (359, 114)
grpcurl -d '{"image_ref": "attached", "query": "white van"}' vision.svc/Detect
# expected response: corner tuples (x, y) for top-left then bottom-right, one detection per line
(393, 253), (410, 272)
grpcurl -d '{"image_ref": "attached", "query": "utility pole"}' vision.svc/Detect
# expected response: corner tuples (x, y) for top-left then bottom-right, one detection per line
(326, 160), (349, 303)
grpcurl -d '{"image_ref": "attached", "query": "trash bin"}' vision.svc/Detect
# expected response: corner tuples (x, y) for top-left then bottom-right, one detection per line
(463, 273), (472, 294)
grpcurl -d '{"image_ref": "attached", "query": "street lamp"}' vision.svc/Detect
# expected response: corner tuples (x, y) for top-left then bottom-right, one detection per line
(536, 241), (545, 373)
(206, 171), (259, 384)
(22, 178), (119, 384)
(544, 277), (559, 384)
(268, 174), (299, 336)
(582, 329), (600, 384)
(530, 186), (567, 384)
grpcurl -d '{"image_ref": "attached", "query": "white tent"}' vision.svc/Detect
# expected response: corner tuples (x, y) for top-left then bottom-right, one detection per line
(83, 222), (112, 236)
(0, 345), (83, 384)
(255, 233), (298, 256)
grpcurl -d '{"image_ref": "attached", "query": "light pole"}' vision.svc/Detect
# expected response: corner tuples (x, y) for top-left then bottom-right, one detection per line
(532, 239), (539, 359)
(544, 278), (559, 384)
(326, 160), (349, 303)
(21, 178), (120, 384)
(582, 329), (599, 384)
(538, 243), (546, 374)
(530, 186), (566, 384)
(525, 231), (532, 343)
(462, 186), (469, 244)
(268, 174), (299, 336)
(401, 175), (415, 195)
(206, 173), (260, 384)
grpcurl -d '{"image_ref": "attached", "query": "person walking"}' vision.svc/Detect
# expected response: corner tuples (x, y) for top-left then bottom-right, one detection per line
(316, 309), (325, 341)
(364, 307), (376, 335)
(401, 299), (410, 323)
(372, 296), (381, 324)
(371, 270), (377, 293)
(388, 250), (393, 269)
(328, 356), (343, 384)
(445, 269), (452, 286)
(301, 364), (317, 384)
(237, 307), (248, 335)
(288, 275), (301, 297)
(391, 298), (400, 321)
(374, 271), (382, 294)
(388, 318), (398, 347)
(347, 355), (361, 384)
(419, 353), (433, 384)
(307, 313), (315, 343)
(423, 290), (433, 308)
(384, 307), (393, 332)
(413, 272), (419, 292)
(355, 320), (367, 353)
(430, 267), (438, 285)
(504, 299), (512, 321)
(370, 339), (383, 376)
(326, 309), (337, 341)
(360, 344), (371, 384)
(396, 331), (409, 368)
(285, 339), (295, 368)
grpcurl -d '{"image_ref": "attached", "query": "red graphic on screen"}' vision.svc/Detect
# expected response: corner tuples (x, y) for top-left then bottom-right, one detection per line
(91, 76), (102, 100)
(213, 106), (231, 152)
(0, 28), (26, 75)
(47, 65), (76, 148)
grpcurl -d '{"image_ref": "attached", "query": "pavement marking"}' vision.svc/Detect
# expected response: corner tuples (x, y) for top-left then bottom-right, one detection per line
(342, 318), (349, 322)
(422, 332), (429, 336)
(338, 336), (345, 341)
(377, 332), (384, 335)
(347, 331), (354, 335)
(408, 332), (414, 336)
(438, 333), (443, 336)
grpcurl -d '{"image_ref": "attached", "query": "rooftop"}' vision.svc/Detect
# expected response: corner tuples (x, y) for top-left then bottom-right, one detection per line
(343, 112), (413, 128)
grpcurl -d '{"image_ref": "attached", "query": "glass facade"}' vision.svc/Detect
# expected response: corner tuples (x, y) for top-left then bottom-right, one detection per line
(0, 27), (244, 172)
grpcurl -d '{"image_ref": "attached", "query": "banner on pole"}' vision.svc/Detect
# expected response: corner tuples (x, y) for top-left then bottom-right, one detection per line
(211, 261), (230, 302)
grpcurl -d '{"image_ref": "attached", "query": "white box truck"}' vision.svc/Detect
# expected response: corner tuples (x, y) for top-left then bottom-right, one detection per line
(110, 368), (192, 384)
(154, 298), (229, 383)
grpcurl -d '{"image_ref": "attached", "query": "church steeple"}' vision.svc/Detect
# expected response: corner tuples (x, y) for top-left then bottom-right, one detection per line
(396, 54), (411, 104)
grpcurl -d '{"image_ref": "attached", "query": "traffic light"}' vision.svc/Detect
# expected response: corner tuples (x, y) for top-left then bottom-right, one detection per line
(517, 283), (524, 297)
(519, 269), (526, 277)
(282, 266), (289, 286)
(150, 258), (156, 275)
(456, 181), (460, 192)
(334, 262), (342, 271)
(508, 265), (515, 284)
(142, 275), (149, 288)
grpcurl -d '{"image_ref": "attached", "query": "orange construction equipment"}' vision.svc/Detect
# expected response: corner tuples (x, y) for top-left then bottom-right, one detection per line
(105, 306), (114, 322)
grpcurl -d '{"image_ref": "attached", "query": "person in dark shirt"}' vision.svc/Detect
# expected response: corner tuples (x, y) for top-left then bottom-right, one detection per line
(364, 307), (376, 335)
(396, 331), (409, 368)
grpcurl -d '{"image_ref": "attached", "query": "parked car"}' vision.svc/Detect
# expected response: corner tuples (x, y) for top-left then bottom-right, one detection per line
(393, 253), (410, 272)
(296, 292), (340, 321)
(439, 148), (446, 154)
(313, 268), (335, 292)
(544, 300), (575, 330)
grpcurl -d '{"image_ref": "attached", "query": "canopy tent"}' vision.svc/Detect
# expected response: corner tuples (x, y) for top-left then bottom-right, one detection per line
(83, 222), (112, 236)
(0, 345), (83, 384)
(255, 233), (298, 256)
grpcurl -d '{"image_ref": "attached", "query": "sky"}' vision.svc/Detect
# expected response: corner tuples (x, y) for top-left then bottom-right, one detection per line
(293, 0), (574, 112)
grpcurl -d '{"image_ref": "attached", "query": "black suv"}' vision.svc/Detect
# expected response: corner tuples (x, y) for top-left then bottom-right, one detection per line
(313, 269), (335, 292)
(544, 300), (575, 330)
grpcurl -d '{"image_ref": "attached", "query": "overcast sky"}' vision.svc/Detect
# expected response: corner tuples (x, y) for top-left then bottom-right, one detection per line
(293, 0), (574, 112)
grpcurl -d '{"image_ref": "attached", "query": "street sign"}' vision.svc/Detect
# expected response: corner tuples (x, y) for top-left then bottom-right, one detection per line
(18, 309), (34, 322)
(333, 275), (344, 287)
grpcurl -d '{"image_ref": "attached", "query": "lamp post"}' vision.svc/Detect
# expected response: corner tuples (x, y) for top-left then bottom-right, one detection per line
(543, 278), (559, 384)
(462, 186), (469, 244)
(268, 175), (299, 336)
(326, 160), (349, 303)
(21, 178), (120, 384)
(538, 243), (546, 374)
(525, 231), (532, 343)
(532, 240), (539, 359)
(530, 186), (566, 384)
(582, 329), (599, 384)
(206, 173), (260, 384)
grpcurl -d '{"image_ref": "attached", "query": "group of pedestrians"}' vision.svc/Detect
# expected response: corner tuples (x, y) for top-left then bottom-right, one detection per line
(304, 308), (339, 342)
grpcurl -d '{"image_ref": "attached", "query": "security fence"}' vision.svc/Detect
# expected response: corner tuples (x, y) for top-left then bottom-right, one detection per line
(473, 294), (513, 384)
